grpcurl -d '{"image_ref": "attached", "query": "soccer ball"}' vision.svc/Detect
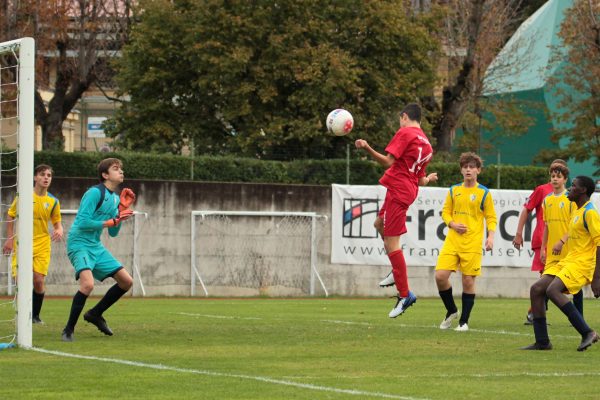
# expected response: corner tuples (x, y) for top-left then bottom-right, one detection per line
(326, 109), (354, 136)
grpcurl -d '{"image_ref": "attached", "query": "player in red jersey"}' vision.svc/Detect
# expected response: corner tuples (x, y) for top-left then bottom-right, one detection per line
(355, 103), (437, 318)
(512, 159), (582, 324)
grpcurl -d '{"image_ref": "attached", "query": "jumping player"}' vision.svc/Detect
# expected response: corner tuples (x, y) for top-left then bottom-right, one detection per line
(61, 158), (136, 342)
(355, 103), (436, 318)
(3, 164), (63, 324)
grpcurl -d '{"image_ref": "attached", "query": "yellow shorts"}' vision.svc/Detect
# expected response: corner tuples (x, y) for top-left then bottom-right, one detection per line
(11, 251), (51, 278)
(554, 262), (590, 295)
(435, 250), (482, 276)
(542, 259), (562, 277)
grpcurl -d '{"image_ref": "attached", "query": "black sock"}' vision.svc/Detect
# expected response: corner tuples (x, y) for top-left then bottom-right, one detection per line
(32, 290), (45, 318)
(533, 317), (550, 345)
(89, 284), (128, 316)
(560, 302), (592, 337)
(65, 291), (88, 332)
(573, 290), (584, 317)
(459, 293), (475, 325)
(439, 287), (458, 317)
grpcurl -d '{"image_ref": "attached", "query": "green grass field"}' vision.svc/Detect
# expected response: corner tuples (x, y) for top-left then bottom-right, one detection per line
(2, 297), (600, 400)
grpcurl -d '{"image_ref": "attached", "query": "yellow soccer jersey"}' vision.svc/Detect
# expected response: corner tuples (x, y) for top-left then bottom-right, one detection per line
(8, 192), (61, 254)
(542, 191), (574, 265)
(558, 201), (600, 279)
(441, 183), (497, 253)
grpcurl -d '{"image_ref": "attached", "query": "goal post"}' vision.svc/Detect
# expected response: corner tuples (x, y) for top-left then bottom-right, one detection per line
(191, 211), (328, 297)
(0, 38), (35, 349)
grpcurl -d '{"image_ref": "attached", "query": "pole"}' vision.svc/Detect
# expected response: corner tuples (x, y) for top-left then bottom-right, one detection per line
(346, 144), (350, 185)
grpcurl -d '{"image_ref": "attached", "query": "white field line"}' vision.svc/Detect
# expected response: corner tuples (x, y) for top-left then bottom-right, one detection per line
(30, 347), (428, 400)
(175, 312), (261, 320)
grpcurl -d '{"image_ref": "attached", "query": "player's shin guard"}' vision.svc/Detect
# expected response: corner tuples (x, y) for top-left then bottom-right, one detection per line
(439, 287), (458, 316)
(89, 283), (128, 316)
(32, 290), (45, 318)
(388, 249), (409, 297)
(66, 291), (88, 331)
(459, 293), (475, 325)
(533, 317), (550, 345)
(560, 302), (592, 336)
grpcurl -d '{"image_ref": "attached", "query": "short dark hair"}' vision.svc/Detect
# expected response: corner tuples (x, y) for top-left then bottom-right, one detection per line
(548, 162), (569, 179)
(34, 164), (53, 175)
(575, 175), (595, 197)
(459, 152), (483, 168)
(97, 158), (122, 182)
(400, 103), (422, 123)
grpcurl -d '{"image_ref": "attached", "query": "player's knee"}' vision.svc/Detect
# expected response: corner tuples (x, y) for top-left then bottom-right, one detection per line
(118, 274), (133, 290)
(530, 281), (546, 298)
(80, 281), (94, 295)
(374, 218), (383, 234)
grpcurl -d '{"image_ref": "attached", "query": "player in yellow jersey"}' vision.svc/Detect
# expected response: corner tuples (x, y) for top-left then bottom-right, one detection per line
(522, 176), (600, 351)
(3, 164), (64, 324)
(435, 153), (497, 331)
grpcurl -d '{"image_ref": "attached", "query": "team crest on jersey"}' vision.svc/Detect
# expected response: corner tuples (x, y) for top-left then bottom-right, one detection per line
(44, 202), (50, 209)
(470, 194), (476, 202)
(574, 216), (579, 223)
(559, 202), (564, 208)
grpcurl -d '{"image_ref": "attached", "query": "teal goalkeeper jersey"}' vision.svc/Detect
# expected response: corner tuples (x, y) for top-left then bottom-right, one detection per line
(67, 184), (122, 251)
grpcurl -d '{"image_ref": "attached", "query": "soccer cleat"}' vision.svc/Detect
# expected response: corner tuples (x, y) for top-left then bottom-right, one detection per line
(520, 342), (552, 350)
(388, 291), (417, 318)
(577, 331), (599, 352)
(454, 323), (469, 332)
(84, 311), (113, 336)
(32, 316), (44, 324)
(61, 328), (74, 342)
(439, 311), (459, 330)
(379, 271), (395, 287)
(524, 312), (533, 325)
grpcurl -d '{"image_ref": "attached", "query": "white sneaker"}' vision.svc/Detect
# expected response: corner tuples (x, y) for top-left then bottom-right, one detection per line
(379, 271), (395, 287)
(454, 322), (469, 332)
(439, 311), (459, 330)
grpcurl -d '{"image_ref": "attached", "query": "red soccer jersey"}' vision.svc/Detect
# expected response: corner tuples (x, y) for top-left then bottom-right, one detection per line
(379, 126), (433, 205)
(524, 182), (553, 249)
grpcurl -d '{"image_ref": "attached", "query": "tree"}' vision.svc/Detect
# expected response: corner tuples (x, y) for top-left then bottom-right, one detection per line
(537, 0), (600, 173)
(108, 0), (440, 159)
(0, 0), (134, 149)
(427, 0), (538, 153)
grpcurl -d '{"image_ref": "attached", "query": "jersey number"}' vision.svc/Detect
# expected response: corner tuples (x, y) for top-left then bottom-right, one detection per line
(408, 147), (432, 174)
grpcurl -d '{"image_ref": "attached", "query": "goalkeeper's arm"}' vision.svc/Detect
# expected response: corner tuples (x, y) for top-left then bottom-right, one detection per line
(103, 209), (134, 237)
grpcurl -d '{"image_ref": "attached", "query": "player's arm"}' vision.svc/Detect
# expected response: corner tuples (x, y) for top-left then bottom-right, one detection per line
(75, 189), (106, 231)
(355, 139), (395, 168)
(418, 172), (438, 186)
(104, 209), (134, 237)
(483, 192), (497, 251)
(442, 189), (465, 234)
(3, 216), (15, 255)
(587, 210), (600, 297)
(51, 200), (64, 241)
(512, 206), (531, 250)
(540, 222), (549, 263)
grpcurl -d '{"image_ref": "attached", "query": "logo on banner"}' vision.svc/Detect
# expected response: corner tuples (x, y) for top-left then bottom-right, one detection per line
(342, 198), (380, 238)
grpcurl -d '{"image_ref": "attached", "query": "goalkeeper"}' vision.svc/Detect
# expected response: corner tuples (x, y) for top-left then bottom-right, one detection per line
(61, 158), (136, 342)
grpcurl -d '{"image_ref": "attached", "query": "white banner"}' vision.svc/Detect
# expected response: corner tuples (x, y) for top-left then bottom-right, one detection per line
(331, 184), (600, 267)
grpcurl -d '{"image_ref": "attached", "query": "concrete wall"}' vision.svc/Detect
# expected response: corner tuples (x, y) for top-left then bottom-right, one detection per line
(1, 177), (544, 298)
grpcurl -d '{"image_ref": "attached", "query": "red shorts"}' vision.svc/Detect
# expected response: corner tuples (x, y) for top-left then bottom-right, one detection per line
(379, 192), (409, 237)
(531, 247), (545, 272)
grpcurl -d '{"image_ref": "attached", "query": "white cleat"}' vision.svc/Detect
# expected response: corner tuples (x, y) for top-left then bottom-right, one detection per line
(439, 311), (459, 330)
(379, 271), (395, 287)
(388, 292), (417, 318)
(454, 323), (469, 332)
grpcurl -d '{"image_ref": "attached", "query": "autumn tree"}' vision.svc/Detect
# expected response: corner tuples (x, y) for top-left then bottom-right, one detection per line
(108, 0), (440, 159)
(0, 0), (134, 149)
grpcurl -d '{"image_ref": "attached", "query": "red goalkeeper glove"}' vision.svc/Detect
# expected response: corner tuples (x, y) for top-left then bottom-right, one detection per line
(119, 188), (136, 213)
(103, 209), (134, 227)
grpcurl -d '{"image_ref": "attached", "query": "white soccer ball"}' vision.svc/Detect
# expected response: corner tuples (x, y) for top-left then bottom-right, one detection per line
(326, 109), (354, 136)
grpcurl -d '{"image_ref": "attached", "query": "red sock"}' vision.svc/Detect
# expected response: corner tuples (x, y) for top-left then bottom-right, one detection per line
(388, 249), (409, 297)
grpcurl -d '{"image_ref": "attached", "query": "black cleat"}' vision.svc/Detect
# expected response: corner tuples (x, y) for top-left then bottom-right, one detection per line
(32, 315), (44, 324)
(84, 311), (113, 336)
(61, 328), (74, 342)
(577, 331), (599, 352)
(520, 342), (553, 350)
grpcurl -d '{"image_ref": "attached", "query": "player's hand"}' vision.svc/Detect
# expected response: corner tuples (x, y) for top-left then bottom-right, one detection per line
(552, 240), (563, 255)
(449, 222), (467, 234)
(119, 188), (136, 212)
(2, 239), (13, 255)
(103, 209), (134, 227)
(592, 279), (600, 298)
(485, 237), (494, 251)
(51, 226), (64, 242)
(427, 172), (438, 183)
(355, 139), (368, 149)
(540, 249), (546, 264)
(512, 233), (523, 250)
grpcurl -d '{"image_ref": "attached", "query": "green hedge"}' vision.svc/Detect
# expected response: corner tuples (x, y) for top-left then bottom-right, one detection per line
(4, 151), (548, 189)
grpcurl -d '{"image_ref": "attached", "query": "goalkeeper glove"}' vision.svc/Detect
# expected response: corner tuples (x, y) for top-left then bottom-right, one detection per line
(103, 209), (134, 228)
(119, 188), (136, 213)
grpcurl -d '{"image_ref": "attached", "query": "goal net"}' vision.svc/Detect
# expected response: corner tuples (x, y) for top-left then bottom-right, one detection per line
(191, 211), (328, 297)
(0, 38), (34, 349)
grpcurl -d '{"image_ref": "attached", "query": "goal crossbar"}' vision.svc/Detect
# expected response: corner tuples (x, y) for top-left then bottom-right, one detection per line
(191, 211), (328, 297)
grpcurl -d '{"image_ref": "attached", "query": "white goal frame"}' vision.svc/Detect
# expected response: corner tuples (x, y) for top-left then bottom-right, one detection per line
(191, 211), (328, 297)
(0, 38), (35, 349)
